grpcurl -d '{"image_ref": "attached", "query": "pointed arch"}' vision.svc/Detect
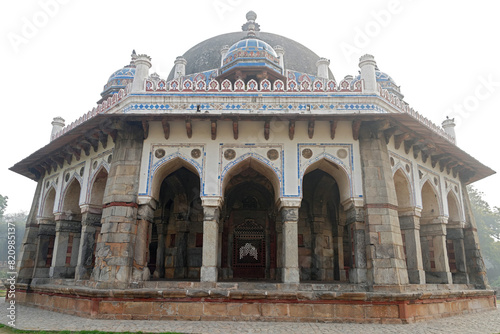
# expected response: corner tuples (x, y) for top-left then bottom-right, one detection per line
(61, 178), (82, 215)
(421, 180), (442, 220)
(301, 156), (351, 203)
(446, 190), (462, 223)
(87, 166), (109, 209)
(40, 186), (57, 220)
(393, 168), (414, 210)
(221, 154), (281, 201)
(150, 156), (201, 201)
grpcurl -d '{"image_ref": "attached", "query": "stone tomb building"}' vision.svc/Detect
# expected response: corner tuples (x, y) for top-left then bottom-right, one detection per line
(12, 12), (496, 323)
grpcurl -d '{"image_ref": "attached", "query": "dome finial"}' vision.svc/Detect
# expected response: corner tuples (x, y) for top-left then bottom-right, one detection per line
(242, 10), (260, 32)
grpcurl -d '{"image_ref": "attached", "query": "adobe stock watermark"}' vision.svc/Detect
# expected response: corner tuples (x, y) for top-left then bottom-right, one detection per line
(7, 0), (71, 54)
(213, 0), (244, 20)
(442, 74), (500, 128)
(6, 222), (17, 327)
(340, 0), (413, 64)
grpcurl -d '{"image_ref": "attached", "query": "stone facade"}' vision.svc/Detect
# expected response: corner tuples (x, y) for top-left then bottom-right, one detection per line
(10, 12), (496, 323)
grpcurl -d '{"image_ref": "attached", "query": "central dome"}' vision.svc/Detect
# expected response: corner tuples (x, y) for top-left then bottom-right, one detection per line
(221, 38), (281, 75)
(167, 13), (334, 81)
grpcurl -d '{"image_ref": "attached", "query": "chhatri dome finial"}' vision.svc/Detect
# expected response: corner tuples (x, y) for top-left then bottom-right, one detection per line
(242, 11), (260, 32)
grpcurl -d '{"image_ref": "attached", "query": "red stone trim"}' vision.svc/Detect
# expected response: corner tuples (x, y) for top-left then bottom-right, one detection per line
(102, 202), (139, 209)
(364, 203), (399, 211)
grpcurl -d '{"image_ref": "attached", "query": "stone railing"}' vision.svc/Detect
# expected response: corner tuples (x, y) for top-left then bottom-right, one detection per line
(377, 84), (455, 143)
(144, 77), (363, 93)
(51, 85), (132, 141)
(51, 76), (454, 145)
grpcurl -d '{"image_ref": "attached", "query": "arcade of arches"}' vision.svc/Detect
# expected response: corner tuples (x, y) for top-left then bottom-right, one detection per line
(28, 155), (479, 286)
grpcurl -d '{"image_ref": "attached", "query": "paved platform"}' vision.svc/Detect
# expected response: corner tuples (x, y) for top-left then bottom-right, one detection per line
(0, 301), (498, 334)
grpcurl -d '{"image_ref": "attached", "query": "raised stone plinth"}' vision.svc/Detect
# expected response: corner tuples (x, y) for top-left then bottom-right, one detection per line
(12, 280), (497, 324)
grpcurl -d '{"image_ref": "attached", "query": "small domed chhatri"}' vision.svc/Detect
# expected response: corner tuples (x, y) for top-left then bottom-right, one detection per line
(10, 11), (496, 325)
(99, 50), (137, 103)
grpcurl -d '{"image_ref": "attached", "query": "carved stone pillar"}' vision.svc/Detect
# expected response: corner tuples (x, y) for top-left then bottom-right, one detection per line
(461, 184), (489, 288)
(154, 222), (166, 279)
(344, 200), (367, 283)
(75, 210), (102, 280)
(17, 179), (43, 283)
(310, 216), (325, 280)
(132, 200), (156, 282)
(359, 124), (409, 286)
(50, 219), (81, 278)
(32, 220), (56, 278)
(174, 216), (189, 279)
(447, 222), (469, 284)
(280, 198), (301, 283)
(398, 208), (425, 284)
(332, 223), (346, 281)
(420, 217), (452, 284)
(200, 197), (222, 282)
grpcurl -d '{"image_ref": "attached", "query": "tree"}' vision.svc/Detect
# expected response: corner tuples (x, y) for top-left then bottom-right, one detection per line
(468, 186), (500, 287)
(0, 194), (7, 219)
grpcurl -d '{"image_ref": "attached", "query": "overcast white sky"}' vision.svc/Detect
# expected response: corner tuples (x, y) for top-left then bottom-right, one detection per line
(1, 0), (499, 214)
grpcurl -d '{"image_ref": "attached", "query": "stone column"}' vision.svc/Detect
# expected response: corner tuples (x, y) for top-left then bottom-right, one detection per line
(398, 209), (426, 284)
(447, 222), (469, 284)
(310, 216), (324, 280)
(174, 216), (189, 279)
(420, 217), (452, 284)
(280, 198), (301, 283)
(344, 200), (367, 283)
(75, 210), (102, 280)
(200, 197), (222, 282)
(49, 219), (81, 278)
(132, 200), (156, 282)
(461, 184), (489, 289)
(32, 220), (55, 279)
(153, 222), (166, 279)
(91, 121), (144, 288)
(17, 179), (43, 283)
(332, 223), (346, 281)
(358, 124), (409, 286)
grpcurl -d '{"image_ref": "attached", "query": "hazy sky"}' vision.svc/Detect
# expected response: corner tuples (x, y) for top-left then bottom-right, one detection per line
(1, 0), (499, 214)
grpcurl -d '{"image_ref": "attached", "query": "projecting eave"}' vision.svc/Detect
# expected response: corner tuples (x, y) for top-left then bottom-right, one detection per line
(9, 105), (495, 186)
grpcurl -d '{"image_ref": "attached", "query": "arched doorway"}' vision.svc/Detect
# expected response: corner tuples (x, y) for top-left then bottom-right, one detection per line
(51, 179), (82, 278)
(221, 160), (278, 280)
(299, 169), (347, 281)
(393, 169), (425, 284)
(34, 187), (57, 278)
(149, 166), (203, 280)
(77, 168), (107, 280)
(420, 181), (451, 283)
